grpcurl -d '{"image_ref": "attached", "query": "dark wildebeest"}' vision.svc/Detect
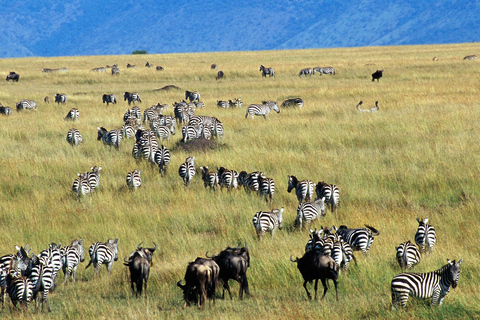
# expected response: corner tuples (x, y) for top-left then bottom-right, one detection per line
(102, 93), (117, 105)
(177, 257), (219, 308)
(55, 93), (67, 104)
(123, 242), (157, 297)
(185, 90), (200, 102)
(6, 72), (19, 82)
(371, 70), (383, 82)
(290, 250), (339, 301)
(206, 244), (250, 300)
(216, 70), (224, 80)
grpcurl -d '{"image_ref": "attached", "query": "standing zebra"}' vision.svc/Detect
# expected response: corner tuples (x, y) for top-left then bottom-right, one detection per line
(97, 127), (122, 149)
(252, 208), (284, 239)
(124, 92), (142, 105)
(316, 182), (339, 218)
(85, 166), (102, 192)
(111, 67), (120, 75)
(335, 225), (380, 254)
(182, 124), (203, 142)
(154, 145), (171, 176)
(259, 176), (275, 206)
(64, 108), (80, 121)
(61, 239), (85, 283)
(185, 90), (201, 102)
(391, 259), (463, 309)
(281, 98), (304, 109)
(179, 156), (196, 186)
(415, 217), (436, 254)
(299, 68), (313, 77)
(217, 167), (238, 191)
(16, 99), (37, 111)
(126, 169), (142, 189)
(29, 256), (54, 312)
(245, 171), (265, 193)
(66, 128), (83, 146)
(295, 197), (326, 229)
(85, 239), (119, 276)
(0, 106), (12, 115)
(396, 240), (421, 271)
(259, 65), (275, 78)
(200, 166), (219, 191)
(245, 101), (280, 120)
(5, 272), (33, 311)
(313, 67), (336, 75)
(72, 172), (91, 197)
(133, 129), (159, 165)
(38, 243), (63, 286)
(287, 175), (315, 203)
(54, 93), (67, 104)
(102, 94), (117, 105)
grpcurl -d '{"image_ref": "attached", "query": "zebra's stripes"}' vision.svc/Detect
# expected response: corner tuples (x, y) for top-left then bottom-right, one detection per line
(124, 106), (142, 123)
(259, 176), (275, 205)
(133, 130), (158, 165)
(0, 248), (30, 304)
(396, 241), (421, 271)
(111, 67), (120, 75)
(331, 238), (356, 271)
(217, 100), (229, 108)
(6, 273), (33, 310)
(245, 101), (280, 119)
(179, 157), (196, 186)
(316, 182), (339, 217)
(154, 145), (171, 176)
(217, 167), (238, 191)
(391, 259), (463, 308)
(29, 256), (54, 312)
(126, 169), (142, 189)
(182, 124), (203, 142)
(72, 173), (91, 197)
(66, 128), (83, 146)
(64, 108), (79, 121)
(97, 127), (122, 149)
(287, 175), (315, 203)
(85, 166), (102, 192)
(85, 239), (119, 276)
(61, 239), (85, 283)
(0, 106), (12, 115)
(200, 166), (219, 191)
(55, 93), (67, 104)
(299, 68), (313, 77)
(38, 243), (63, 285)
(335, 225), (380, 254)
(415, 217), (436, 254)
(185, 90), (201, 102)
(124, 92), (142, 105)
(102, 94), (117, 105)
(16, 99), (37, 111)
(281, 98), (304, 109)
(252, 208), (284, 239)
(259, 65), (275, 78)
(295, 197), (326, 229)
(313, 67), (335, 75)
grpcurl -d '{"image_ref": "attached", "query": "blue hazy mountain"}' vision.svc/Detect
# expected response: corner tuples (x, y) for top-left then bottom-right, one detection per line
(1, 0), (479, 58)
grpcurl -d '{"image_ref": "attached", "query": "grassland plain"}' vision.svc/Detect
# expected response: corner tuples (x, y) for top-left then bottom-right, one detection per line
(0, 43), (479, 319)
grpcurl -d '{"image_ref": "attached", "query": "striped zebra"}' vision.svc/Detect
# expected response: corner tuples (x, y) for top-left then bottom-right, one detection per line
(85, 239), (119, 276)
(154, 145), (171, 176)
(217, 167), (238, 191)
(200, 166), (219, 191)
(415, 217), (436, 254)
(0, 248), (30, 304)
(153, 124), (175, 142)
(229, 97), (243, 108)
(124, 106), (142, 123)
(102, 93), (117, 105)
(316, 182), (339, 217)
(182, 124), (203, 142)
(245, 171), (266, 193)
(287, 175), (315, 203)
(185, 90), (201, 102)
(217, 100), (229, 108)
(64, 108), (79, 121)
(66, 128), (83, 146)
(299, 68), (313, 77)
(55, 93), (67, 104)
(391, 259), (463, 309)
(133, 129), (158, 165)
(72, 172), (91, 197)
(29, 256), (54, 312)
(179, 156), (196, 186)
(5, 272), (33, 310)
(124, 92), (142, 105)
(335, 225), (380, 254)
(173, 102), (192, 124)
(111, 67), (120, 75)
(259, 65), (275, 78)
(85, 166), (102, 192)
(126, 169), (142, 189)
(331, 238), (356, 271)
(252, 207), (284, 239)
(16, 99), (37, 111)
(245, 101), (280, 119)
(463, 55), (477, 60)
(295, 197), (326, 229)
(396, 241), (421, 271)
(281, 98), (304, 109)
(313, 67), (335, 75)
(61, 239), (85, 283)
(97, 127), (122, 149)
(38, 243), (63, 285)
(259, 176), (275, 205)
(126, 63), (137, 68)
(0, 106), (12, 115)
(121, 123), (137, 139)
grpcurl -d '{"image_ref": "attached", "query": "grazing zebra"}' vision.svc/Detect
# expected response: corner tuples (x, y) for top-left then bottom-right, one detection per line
(102, 93), (117, 105)
(124, 92), (142, 105)
(299, 68), (313, 77)
(259, 65), (275, 78)
(356, 101), (379, 113)
(313, 67), (336, 75)
(335, 225), (380, 254)
(16, 99), (37, 111)
(42, 68), (68, 73)
(287, 175), (315, 203)
(126, 169), (142, 189)
(64, 108), (80, 121)
(111, 67), (120, 75)
(179, 156), (196, 186)
(29, 256), (54, 312)
(124, 106), (142, 123)
(153, 124), (175, 142)
(72, 172), (91, 197)
(391, 259), (463, 309)
(252, 208), (284, 239)
(61, 239), (85, 283)
(295, 197), (326, 229)
(6, 71), (20, 82)
(217, 167), (238, 191)
(281, 98), (304, 109)
(154, 145), (171, 176)
(185, 90), (201, 102)
(259, 176), (275, 206)
(396, 241), (421, 271)
(216, 70), (224, 80)
(97, 127), (122, 149)
(55, 93), (67, 104)
(85, 239), (119, 276)
(66, 128), (83, 146)
(91, 67), (106, 72)
(0, 106), (12, 115)
(415, 217), (436, 254)
(200, 166), (219, 191)
(463, 55), (477, 60)
(245, 102), (280, 119)
(5, 272), (33, 310)
(316, 182), (339, 217)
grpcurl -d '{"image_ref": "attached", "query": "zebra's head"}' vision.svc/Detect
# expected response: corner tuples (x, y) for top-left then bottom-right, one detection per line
(109, 238), (119, 261)
(97, 127), (107, 140)
(73, 239), (85, 262)
(287, 175), (298, 193)
(416, 217), (428, 226)
(275, 207), (284, 230)
(448, 259), (463, 288)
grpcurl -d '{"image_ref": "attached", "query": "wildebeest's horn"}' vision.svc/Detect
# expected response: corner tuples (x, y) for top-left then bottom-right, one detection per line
(137, 242), (143, 250)
(149, 242), (157, 252)
(290, 255), (298, 262)
(123, 257), (132, 265)
(205, 251), (214, 258)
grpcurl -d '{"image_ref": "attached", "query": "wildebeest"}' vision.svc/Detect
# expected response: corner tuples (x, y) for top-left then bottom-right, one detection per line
(185, 90), (200, 102)
(55, 93), (67, 104)
(216, 70), (224, 80)
(102, 94), (117, 105)
(6, 71), (19, 82)
(371, 70), (383, 82)
(290, 250), (339, 301)
(124, 92), (142, 105)
(259, 65), (275, 78)
(123, 243), (157, 297)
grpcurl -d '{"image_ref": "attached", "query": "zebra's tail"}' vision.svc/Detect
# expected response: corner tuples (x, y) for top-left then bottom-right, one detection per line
(85, 259), (92, 270)
(365, 225), (380, 236)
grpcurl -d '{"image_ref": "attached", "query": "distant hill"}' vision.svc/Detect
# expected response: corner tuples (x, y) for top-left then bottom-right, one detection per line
(1, 0), (480, 58)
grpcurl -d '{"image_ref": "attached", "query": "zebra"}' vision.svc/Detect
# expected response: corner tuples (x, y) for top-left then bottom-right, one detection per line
(229, 97), (243, 108)
(335, 225), (380, 254)
(245, 171), (266, 193)
(145, 61), (153, 67)
(102, 94), (117, 105)
(0, 106), (12, 115)
(463, 55), (477, 60)
(396, 241), (421, 271)
(0, 247), (30, 305)
(64, 108), (80, 121)
(245, 102), (280, 119)
(194, 101), (205, 108)
(252, 208), (284, 239)
(85, 239), (119, 276)
(5, 272), (33, 311)
(185, 90), (201, 102)
(72, 172), (91, 197)
(391, 259), (463, 309)
(259, 65), (275, 78)
(97, 127), (122, 149)
(217, 100), (229, 108)
(356, 101), (379, 113)
(38, 243), (63, 285)
(217, 167), (239, 191)
(29, 256), (54, 312)
(295, 197), (326, 229)
(331, 238), (356, 272)
(61, 239), (85, 283)
(211, 121), (224, 140)
(259, 176), (275, 206)
(111, 67), (120, 75)
(154, 124), (175, 142)
(200, 166), (219, 191)
(299, 68), (313, 77)
(124, 92), (142, 105)
(415, 217), (436, 254)
(121, 123), (137, 139)
(90, 67), (106, 72)
(16, 99), (37, 111)
(133, 129), (158, 165)
(66, 128), (83, 146)
(182, 124), (203, 142)
(287, 175), (315, 203)
(211, 64), (218, 69)
(179, 156), (196, 186)
(85, 166), (102, 192)
(124, 106), (142, 123)
(316, 182), (339, 217)
(55, 93), (67, 104)
(281, 98), (304, 109)
(154, 145), (171, 176)
(216, 70), (224, 80)
(126, 169), (142, 189)
(313, 67), (335, 75)
(156, 66), (164, 71)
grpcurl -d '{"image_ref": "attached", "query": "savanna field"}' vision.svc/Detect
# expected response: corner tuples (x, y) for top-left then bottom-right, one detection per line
(0, 43), (479, 319)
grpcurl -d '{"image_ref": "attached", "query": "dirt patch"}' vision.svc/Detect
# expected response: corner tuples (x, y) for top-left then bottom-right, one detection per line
(155, 85), (182, 91)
